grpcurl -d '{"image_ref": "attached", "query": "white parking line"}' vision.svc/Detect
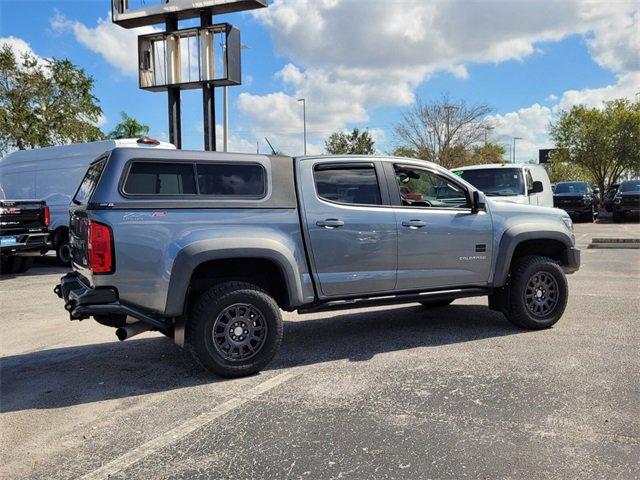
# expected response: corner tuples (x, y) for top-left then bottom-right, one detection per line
(81, 370), (299, 480)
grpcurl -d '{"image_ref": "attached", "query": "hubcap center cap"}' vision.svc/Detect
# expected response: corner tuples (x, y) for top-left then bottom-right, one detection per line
(536, 289), (543, 298)
(233, 326), (244, 337)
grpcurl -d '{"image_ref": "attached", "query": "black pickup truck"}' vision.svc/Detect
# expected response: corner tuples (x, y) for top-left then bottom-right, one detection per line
(0, 200), (50, 274)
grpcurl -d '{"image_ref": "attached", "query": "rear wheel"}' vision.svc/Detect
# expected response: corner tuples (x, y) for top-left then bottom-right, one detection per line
(16, 257), (34, 273)
(188, 281), (283, 378)
(420, 299), (453, 308)
(1, 256), (32, 274)
(505, 255), (568, 329)
(55, 231), (71, 266)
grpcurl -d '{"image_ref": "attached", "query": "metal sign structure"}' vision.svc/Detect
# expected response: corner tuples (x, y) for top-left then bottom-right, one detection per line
(112, 0), (267, 28)
(112, 0), (267, 150)
(138, 23), (241, 92)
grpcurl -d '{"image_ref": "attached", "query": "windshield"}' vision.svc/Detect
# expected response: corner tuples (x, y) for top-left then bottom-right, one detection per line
(619, 180), (640, 193)
(453, 168), (524, 196)
(554, 182), (589, 194)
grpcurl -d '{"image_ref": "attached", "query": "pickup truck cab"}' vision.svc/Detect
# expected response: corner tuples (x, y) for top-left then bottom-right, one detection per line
(452, 163), (553, 208)
(56, 149), (580, 377)
(1, 200), (50, 274)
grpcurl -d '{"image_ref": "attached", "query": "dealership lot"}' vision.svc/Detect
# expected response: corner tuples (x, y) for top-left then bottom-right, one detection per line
(1, 222), (639, 479)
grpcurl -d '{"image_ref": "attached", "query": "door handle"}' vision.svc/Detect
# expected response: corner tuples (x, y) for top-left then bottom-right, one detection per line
(401, 219), (427, 229)
(316, 219), (345, 229)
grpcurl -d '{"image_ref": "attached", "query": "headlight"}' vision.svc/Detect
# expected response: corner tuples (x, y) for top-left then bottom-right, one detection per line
(583, 196), (592, 204)
(562, 216), (573, 232)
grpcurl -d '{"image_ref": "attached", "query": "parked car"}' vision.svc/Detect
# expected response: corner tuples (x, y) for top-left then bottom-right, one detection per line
(552, 181), (598, 222)
(56, 149), (580, 377)
(451, 163), (553, 207)
(0, 138), (174, 265)
(0, 200), (50, 274)
(612, 179), (640, 223)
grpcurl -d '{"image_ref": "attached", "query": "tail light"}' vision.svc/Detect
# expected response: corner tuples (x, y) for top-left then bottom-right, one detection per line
(88, 220), (114, 274)
(43, 205), (50, 227)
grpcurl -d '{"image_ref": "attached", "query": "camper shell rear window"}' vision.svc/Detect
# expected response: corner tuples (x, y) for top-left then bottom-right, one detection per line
(73, 157), (107, 206)
(122, 161), (267, 198)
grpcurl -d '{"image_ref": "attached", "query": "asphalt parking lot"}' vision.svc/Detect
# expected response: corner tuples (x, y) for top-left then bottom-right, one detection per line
(1, 221), (639, 479)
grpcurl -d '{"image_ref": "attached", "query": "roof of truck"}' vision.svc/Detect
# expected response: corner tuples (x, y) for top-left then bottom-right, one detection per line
(0, 139), (175, 166)
(452, 163), (543, 171)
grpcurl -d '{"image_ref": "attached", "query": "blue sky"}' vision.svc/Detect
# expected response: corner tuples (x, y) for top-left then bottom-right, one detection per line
(1, 0), (638, 160)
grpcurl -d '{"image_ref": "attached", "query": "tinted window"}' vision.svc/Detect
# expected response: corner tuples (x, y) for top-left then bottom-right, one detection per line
(453, 168), (524, 197)
(197, 163), (265, 196)
(314, 166), (381, 205)
(124, 162), (196, 195)
(73, 158), (107, 205)
(555, 182), (589, 194)
(395, 165), (469, 209)
(619, 180), (640, 193)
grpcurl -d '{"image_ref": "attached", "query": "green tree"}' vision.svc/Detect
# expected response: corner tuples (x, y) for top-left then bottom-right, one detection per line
(546, 152), (591, 184)
(448, 142), (506, 168)
(0, 44), (104, 154)
(108, 112), (150, 139)
(325, 128), (375, 155)
(549, 98), (640, 196)
(390, 146), (418, 158)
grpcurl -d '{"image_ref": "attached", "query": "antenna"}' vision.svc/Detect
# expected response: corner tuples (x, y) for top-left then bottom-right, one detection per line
(264, 137), (277, 155)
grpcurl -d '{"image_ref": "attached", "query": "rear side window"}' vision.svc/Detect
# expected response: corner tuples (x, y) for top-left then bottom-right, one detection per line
(314, 165), (382, 205)
(73, 158), (107, 205)
(124, 163), (196, 195)
(197, 163), (265, 196)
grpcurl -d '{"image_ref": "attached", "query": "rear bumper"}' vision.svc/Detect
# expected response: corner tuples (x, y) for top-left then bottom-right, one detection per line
(55, 271), (168, 329)
(0, 232), (50, 255)
(563, 247), (580, 274)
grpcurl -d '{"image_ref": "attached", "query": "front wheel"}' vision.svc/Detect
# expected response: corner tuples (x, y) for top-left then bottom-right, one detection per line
(505, 255), (568, 329)
(188, 281), (283, 377)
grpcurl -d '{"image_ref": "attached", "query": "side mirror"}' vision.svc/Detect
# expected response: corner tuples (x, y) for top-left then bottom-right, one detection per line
(528, 180), (543, 195)
(471, 190), (485, 213)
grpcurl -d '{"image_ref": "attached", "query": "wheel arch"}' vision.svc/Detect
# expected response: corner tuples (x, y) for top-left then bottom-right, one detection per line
(165, 239), (306, 318)
(491, 228), (574, 287)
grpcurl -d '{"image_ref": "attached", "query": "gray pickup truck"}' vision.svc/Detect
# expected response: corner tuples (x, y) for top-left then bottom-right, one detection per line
(56, 148), (580, 377)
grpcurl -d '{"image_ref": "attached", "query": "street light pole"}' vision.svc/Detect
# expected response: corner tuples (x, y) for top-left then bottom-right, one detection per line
(444, 105), (456, 167)
(298, 98), (307, 155)
(512, 137), (523, 163)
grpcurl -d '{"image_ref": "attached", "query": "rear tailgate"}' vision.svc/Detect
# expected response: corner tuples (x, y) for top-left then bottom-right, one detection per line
(0, 200), (47, 235)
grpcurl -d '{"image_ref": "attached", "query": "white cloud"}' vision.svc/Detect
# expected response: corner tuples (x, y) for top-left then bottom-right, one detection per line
(0, 36), (39, 60)
(0, 36), (48, 68)
(50, 11), (157, 77)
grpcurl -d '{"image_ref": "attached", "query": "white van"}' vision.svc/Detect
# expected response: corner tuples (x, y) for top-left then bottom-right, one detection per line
(451, 163), (553, 208)
(0, 138), (174, 264)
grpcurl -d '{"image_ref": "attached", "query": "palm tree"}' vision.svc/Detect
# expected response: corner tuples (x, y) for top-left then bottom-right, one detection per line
(108, 112), (149, 139)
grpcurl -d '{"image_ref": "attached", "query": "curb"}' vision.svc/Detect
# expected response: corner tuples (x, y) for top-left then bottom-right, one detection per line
(588, 238), (640, 249)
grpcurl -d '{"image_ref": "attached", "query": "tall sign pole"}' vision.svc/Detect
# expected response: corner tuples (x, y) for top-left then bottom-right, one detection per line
(165, 16), (181, 149)
(201, 11), (216, 151)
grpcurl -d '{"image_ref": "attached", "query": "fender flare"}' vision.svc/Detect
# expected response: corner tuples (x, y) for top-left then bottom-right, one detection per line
(164, 238), (305, 317)
(491, 227), (573, 287)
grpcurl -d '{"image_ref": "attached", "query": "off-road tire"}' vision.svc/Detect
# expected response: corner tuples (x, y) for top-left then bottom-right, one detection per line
(420, 299), (454, 308)
(188, 281), (283, 378)
(505, 255), (568, 329)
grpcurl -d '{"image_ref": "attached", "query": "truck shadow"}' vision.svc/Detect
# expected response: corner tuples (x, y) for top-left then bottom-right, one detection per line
(1, 304), (522, 413)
